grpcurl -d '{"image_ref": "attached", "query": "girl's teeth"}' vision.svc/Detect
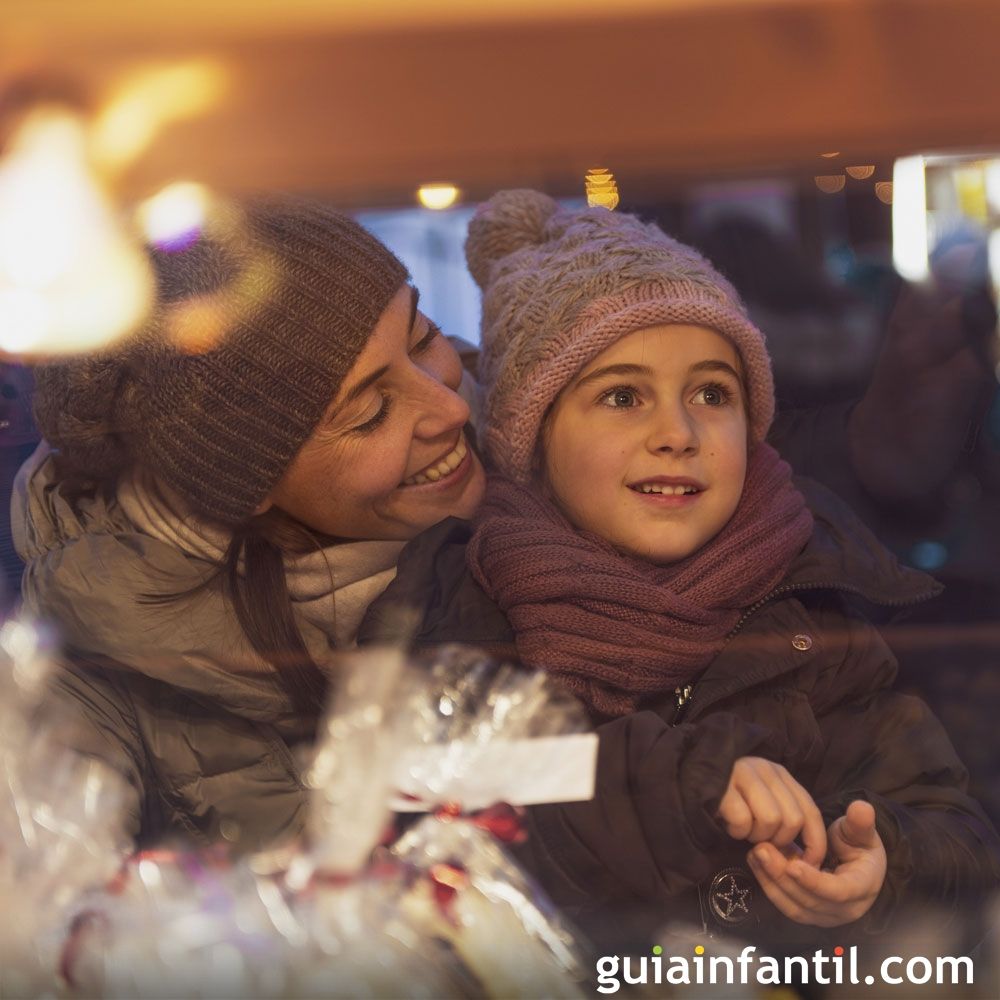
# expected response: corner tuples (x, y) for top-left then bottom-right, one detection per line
(638, 484), (697, 495)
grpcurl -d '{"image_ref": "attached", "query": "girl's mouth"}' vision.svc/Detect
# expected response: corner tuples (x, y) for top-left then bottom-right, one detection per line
(629, 483), (701, 496)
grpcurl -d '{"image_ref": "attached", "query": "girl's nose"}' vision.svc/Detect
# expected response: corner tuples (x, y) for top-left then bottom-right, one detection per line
(647, 403), (699, 455)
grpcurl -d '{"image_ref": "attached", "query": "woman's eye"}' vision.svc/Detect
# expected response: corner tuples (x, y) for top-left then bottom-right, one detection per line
(352, 393), (392, 433)
(600, 387), (638, 408)
(411, 321), (442, 356)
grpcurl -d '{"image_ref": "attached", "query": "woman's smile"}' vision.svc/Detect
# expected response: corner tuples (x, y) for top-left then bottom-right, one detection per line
(400, 434), (470, 486)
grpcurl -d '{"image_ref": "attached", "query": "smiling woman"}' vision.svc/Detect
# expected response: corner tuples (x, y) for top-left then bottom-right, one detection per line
(266, 285), (484, 541)
(12, 194), (485, 850)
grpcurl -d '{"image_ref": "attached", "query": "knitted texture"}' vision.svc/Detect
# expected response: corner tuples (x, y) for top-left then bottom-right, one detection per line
(32, 195), (408, 525)
(467, 444), (814, 717)
(464, 189), (774, 483)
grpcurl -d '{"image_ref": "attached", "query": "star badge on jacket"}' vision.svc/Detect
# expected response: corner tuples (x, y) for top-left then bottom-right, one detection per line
(708, 867), (755, 925)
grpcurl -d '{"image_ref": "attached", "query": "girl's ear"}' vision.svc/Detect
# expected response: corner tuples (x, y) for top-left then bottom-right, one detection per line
(254, 495), (274, 516)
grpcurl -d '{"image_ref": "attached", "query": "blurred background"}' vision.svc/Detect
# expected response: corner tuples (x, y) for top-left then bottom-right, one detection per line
(1, 0), (999, 823)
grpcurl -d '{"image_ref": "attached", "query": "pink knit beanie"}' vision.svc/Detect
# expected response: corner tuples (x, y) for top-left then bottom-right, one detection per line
(465, 189), (774, 483)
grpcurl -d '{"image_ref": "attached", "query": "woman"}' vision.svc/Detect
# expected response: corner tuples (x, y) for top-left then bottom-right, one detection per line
(13, 195), (485, 851)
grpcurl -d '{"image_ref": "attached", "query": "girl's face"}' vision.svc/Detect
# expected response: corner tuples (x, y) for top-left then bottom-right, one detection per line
(266, 285), (486, 540)
(542, 324), (748, 564)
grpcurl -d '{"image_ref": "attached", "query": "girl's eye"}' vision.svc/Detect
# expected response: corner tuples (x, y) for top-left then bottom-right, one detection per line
(411, 321), (442, 356)
(600, 386), (639, 408)
(351, 393), (392, 434)
(693, 383), (731, 406)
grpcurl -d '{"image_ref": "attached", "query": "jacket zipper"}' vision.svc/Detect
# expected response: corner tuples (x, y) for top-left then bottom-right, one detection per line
(670, 580), (931, 726)
(727, 580), (930, 642)
(672, 683), (694, 725)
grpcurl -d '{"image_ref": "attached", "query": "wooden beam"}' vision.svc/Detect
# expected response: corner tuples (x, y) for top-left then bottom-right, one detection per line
(4, 0), (999, 206)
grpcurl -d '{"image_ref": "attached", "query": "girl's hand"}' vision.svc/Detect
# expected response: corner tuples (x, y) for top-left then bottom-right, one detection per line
(747, 800), (887, 927)
(717, 756), (827, 867)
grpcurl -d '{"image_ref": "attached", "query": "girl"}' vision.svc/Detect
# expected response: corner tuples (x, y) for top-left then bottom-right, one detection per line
(361, 189), (1000, 948)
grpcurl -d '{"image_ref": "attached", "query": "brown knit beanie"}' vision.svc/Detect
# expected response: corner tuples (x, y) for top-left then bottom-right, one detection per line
(465, 189), (774, 483)
(32, 194), (408, 525)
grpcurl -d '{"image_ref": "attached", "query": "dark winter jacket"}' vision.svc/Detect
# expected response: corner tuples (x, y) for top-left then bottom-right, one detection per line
(358, 478), (1000, 949)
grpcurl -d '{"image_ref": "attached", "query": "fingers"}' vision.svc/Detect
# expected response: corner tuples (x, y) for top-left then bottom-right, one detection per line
(834, 800), (878, 852)
(785, 859), (856, 904)
(789, 781), (827, 867)
(717, 758), (825, 863)
(747, 847), (880, 928)
(716, 784), (754, 841)
(748, 846), (838, 927)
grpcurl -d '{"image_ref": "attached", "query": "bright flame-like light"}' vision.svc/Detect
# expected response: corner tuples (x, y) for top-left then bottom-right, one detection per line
(91, 60), (229, 173)
(586, 168), (620, 210)
(892, 156), (930, 282)
(416, 184), (460, 210)
(137, 181), (212, 251)
(0, 108), (154, 356)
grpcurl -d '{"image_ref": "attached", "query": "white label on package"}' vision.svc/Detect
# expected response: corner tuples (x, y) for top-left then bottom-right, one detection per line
(390, 733), (598, 812)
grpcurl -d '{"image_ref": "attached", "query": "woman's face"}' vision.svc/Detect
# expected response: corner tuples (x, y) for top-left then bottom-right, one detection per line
(542, 324), (748, 564)
(266, 285), (486, 540)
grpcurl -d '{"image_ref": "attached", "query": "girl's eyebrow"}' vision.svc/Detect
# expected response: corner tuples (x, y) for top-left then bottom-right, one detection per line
(574, 358), (741, 390)
(689, 359), (741, 381)
(574, 363), (651, 389)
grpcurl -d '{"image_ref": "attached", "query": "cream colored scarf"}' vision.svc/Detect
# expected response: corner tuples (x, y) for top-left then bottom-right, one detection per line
(117, 467), (405, 649)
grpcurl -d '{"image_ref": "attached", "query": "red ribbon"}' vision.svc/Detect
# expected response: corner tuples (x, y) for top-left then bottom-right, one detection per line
(432, 801), (527, 845)
(429, 862), (468, 920)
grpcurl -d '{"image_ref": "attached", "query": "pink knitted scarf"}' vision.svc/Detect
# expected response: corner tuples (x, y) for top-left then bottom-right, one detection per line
(467, 443), (814, 717)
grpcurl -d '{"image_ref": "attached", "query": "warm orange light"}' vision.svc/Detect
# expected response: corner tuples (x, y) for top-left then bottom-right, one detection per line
(417, 184), (460, 210)
(820, 152), (840, 159)
(875, 181), (893, 205)
(0, 108), (153, 356)
(91, 60), (229, 174)
(846, 165), (875, 180)
(814, 174), (846, 194)
(586, 168), (619, 210)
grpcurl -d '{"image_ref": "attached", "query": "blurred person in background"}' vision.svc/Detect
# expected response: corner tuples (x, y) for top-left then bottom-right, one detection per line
(697, 213), (1000, 829)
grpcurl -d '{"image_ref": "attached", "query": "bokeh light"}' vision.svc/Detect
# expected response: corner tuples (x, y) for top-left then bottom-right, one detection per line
(0, 107), (154, 356)
(893, 155), (929, 281)
(814, 174), (846, 194)
(586, 168), (620, 210)
(91, 61), (229, 174)
(846, 165), (875, 180)
(416, 184), (460, 210)
(137, 181), (212, 252)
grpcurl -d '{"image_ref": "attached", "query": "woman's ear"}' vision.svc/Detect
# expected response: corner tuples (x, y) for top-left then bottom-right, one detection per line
(253, 495), (274, 516)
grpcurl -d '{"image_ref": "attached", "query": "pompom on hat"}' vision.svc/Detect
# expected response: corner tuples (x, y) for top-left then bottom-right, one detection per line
(464, 189), (775, 483)
(32, 195), (408, 525)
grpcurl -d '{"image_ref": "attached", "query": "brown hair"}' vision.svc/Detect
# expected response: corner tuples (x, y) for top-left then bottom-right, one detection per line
(220, 509), (332, 715)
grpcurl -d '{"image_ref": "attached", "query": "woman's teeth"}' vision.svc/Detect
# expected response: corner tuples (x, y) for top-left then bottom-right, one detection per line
(401, 437), (467, 486)
(634, 483), (699, 495)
